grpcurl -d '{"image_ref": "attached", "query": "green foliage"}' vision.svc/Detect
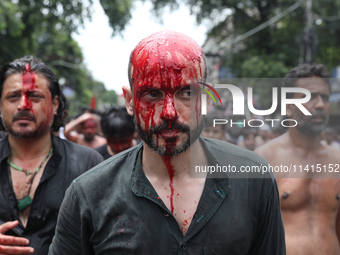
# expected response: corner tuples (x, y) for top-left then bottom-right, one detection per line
(100, 0), (133, 35)
(0, 0), (126, 118)
(241, 56), (289, 78)
(148, 0), (340, 111)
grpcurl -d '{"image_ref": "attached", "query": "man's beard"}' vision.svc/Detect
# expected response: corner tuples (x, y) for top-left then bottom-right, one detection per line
(3, 112), (52, 139)
(134, 116), (204, 157)
(84, 133), (95, 142)
(291, 107), (329, 137)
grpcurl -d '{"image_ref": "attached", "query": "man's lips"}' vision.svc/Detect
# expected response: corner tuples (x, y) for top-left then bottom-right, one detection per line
(156, 130), (180, 138)
(13, 117), (35, 123)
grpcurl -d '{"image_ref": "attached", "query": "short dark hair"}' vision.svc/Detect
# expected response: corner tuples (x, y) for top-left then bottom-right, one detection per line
(283, 64), (330, 98)
(100, 106), (135, 139)
(0, 55), (68, 132)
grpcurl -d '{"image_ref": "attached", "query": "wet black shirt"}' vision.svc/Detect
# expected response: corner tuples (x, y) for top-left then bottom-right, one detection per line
(0, 135), (103, 255)
(49, 137), (285, 255)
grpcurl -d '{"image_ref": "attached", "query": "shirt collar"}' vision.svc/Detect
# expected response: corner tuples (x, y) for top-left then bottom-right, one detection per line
(130, 138), (231, 208)
(0, 134), (62, 178)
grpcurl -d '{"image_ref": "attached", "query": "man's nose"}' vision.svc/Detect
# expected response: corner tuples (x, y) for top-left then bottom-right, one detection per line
(315, 95), (326, 110)
(161, 95), (178, 120)
(18, 94), (31, 110)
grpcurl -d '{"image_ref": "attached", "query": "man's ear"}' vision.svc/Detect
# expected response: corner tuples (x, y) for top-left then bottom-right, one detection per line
(122, 86), (133, 116)
(52, 95), (60, 115)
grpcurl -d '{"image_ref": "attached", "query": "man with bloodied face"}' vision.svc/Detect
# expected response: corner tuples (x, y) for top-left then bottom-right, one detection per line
(49, 31), (285, 254)
(255, 64), (340, 255)
(0, 56), (103, 255)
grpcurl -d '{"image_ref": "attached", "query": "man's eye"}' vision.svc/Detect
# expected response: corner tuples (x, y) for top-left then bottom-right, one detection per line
(27, 93), (44, 100)
(180, 89), (195, 98)
(322, 95), (329, 102)
(149, 92), (160, 97)
(29, 94), (41, 98)
(144, 90), (162, 100)
(184, 91), (192, 97)
(7, 95), (19, 100)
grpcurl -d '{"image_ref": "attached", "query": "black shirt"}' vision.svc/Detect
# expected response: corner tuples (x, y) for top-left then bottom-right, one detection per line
(49, 138), (285, 254)
(95, 144), (111, 160)
(0, 134), (103, 255)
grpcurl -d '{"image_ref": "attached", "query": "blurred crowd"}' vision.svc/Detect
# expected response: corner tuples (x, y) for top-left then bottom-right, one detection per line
(51, 106), (139, 158)
(201, 107), (340, 151)
(2, 99), (337, 157)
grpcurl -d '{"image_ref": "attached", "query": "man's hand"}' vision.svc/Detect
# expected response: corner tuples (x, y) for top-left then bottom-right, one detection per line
(0, 221), (34, 254)
(64, 112), (100, 142)
(77, 113), (96, 123)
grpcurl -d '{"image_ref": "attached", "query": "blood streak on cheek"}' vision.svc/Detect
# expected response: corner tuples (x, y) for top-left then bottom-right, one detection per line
(133, 95), (156, 134)
(21, 63), (37, 112)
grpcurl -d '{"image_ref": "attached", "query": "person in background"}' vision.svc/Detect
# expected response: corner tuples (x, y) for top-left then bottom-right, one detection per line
(201, 109), (227, 141)
(225, 115), (243, 145)
(321, 126), (340, 150)
(49, 30), (285, 255)
(95, 106), (137, 159)
(0, 56), (103, 254)
(63, 111), (106, 148)
(238, 126), (258, 151)
(256, 63), (340, 255)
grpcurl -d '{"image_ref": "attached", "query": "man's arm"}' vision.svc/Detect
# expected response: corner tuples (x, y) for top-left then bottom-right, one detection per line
(64, 113), (94, 143)
(49, 184), (90, 255)
(0, 221), (34, 254)
(250, 178), (286, 255)
(337, 193), (340, 246)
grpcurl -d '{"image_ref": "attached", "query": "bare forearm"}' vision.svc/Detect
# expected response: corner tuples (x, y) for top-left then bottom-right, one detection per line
(64, 119), (82, 140)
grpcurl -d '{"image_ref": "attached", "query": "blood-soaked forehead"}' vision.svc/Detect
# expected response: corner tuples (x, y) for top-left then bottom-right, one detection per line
(129, 30), (205, 90)
(83, 119), (96, 128)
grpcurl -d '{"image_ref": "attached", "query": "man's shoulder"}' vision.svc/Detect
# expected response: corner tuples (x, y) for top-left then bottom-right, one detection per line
(53, 135), (102, 157)
(95, 135), (107, 142)
(72, 143), (142, 187)
(255, 134), (287, 158)
(52, 135), (104, 173)
(322, 142), (340, 163)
